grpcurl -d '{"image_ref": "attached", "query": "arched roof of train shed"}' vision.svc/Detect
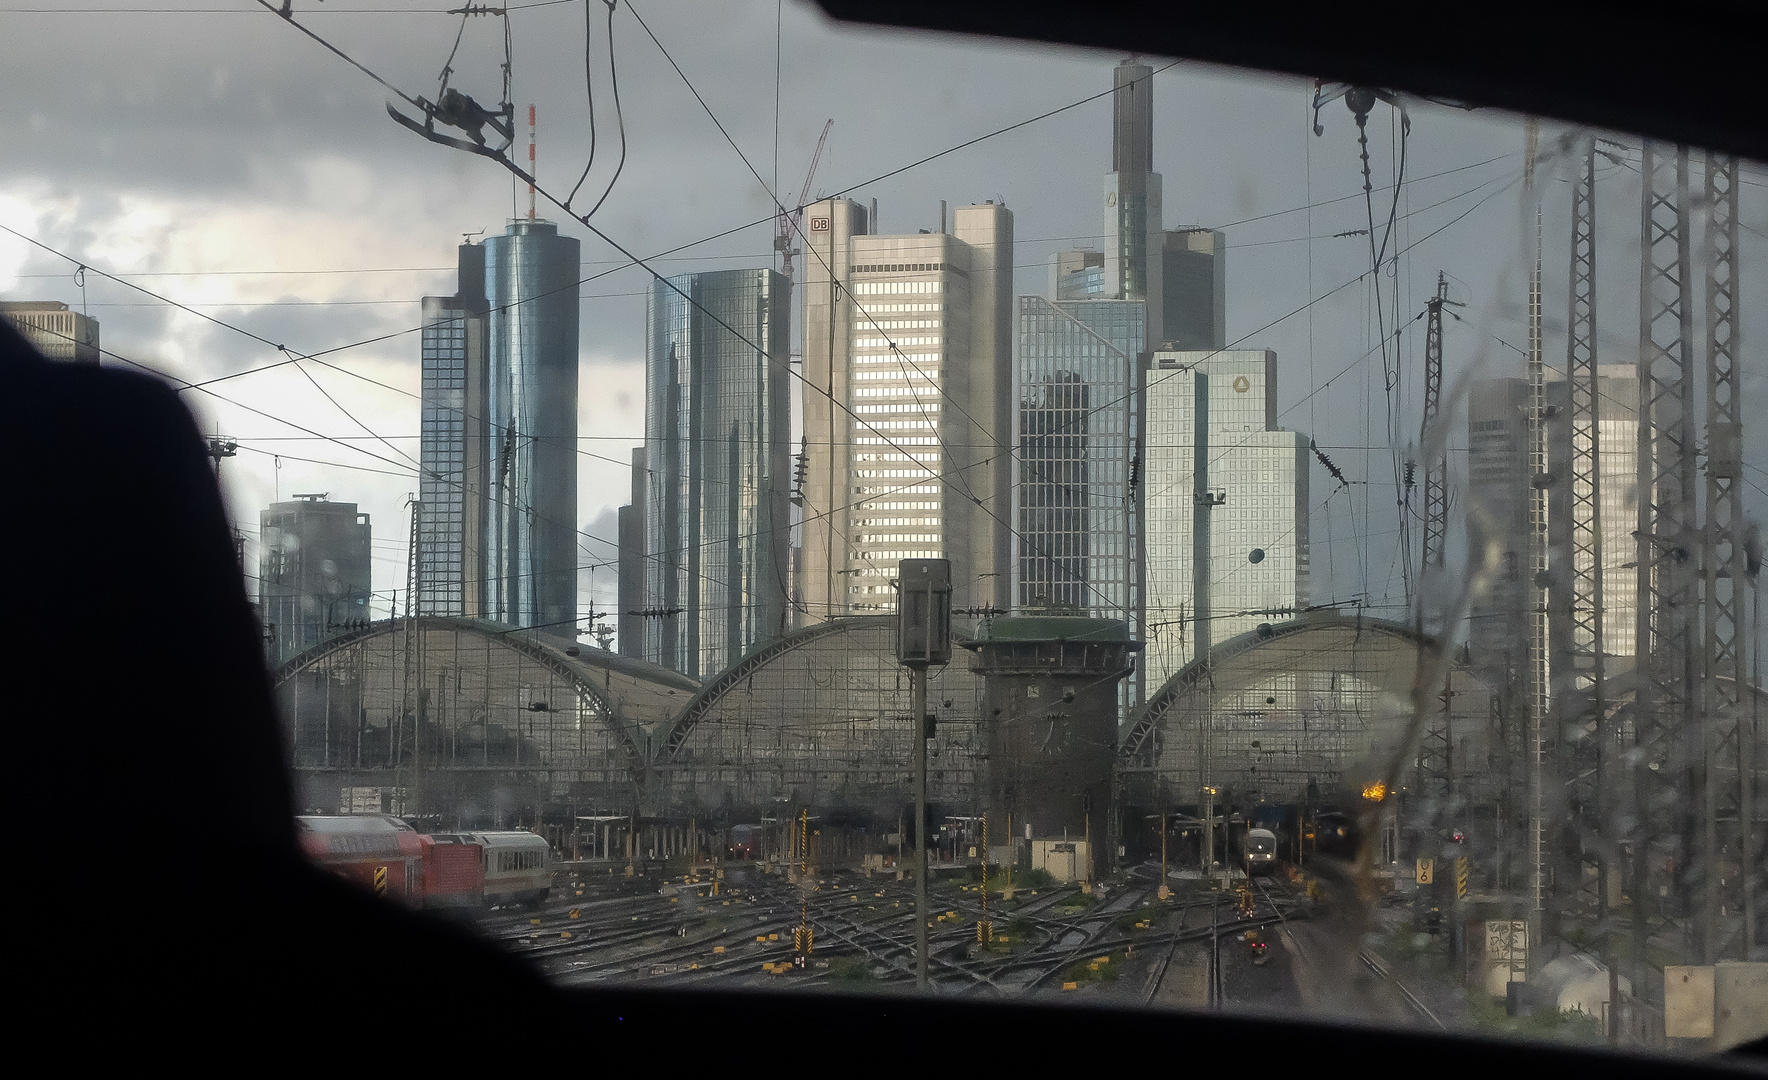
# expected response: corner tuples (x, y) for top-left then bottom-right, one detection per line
(1117, 611), (1499, 802)
(648, 615), (989, 815)
(273, 616), (700, 750)
(1120, 611), (1435, 762)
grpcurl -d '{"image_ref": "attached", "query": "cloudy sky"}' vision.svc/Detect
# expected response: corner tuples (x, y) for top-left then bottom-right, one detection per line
(3, 0), (1763, 643)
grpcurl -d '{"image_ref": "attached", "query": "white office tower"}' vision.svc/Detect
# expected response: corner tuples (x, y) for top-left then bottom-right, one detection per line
(797, 198), (1014, 620)
(1142, 350), (1310, 688)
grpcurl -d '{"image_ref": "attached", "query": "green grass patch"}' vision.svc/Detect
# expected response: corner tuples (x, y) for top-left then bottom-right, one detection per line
(827, 957), (877, 983)
(1059, 949), (1125, 984)
(1054, 889), (1098, 914)
(1463, 989), (1606, 1044)
(1115, 903), (1168, 934)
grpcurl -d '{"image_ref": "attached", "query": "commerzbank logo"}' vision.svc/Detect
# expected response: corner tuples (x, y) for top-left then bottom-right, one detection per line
(1105, 192), (1117, 207)
(1233, 375), (1251, 393)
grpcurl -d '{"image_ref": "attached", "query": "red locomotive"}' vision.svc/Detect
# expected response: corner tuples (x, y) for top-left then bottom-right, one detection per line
(297, 816), (553, 910)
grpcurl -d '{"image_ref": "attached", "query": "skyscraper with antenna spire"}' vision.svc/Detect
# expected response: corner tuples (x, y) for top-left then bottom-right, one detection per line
(1104, 58), (1164, 348)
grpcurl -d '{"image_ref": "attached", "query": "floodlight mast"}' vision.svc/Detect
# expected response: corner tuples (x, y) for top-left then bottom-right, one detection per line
(897, 558), (952, 992)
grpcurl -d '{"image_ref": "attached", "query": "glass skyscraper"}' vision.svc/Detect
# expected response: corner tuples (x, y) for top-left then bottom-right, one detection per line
(1142, 350), (1310, 689)
(417, 243), (488, 618)
(1015, 296), (1145, 621)
(1161, 228), (1226, 350)
(1105, 59), (1163, 349)
(641, 269), (792, 678)
(484, 219), (581, 633)
(1016, 296), (1146, 712)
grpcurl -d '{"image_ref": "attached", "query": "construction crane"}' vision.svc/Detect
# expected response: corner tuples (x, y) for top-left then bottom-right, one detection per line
(775, 119), (834, 286)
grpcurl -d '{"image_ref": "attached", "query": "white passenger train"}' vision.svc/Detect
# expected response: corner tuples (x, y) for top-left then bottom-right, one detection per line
(1244, 827), (1278, 876)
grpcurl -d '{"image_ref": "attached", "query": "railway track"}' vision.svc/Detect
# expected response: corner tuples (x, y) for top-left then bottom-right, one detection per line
(1251, 874), (1443, 1029)
(476, 864), (1308, 1003)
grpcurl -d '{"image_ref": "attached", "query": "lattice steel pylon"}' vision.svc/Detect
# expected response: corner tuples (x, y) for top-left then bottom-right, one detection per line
(1560, 135), (1606, 917)
(1632, 143), (1700, 975)
(1420, 272), (1451, 582)
(1524, 122), (1550, 942)
(1700, 150), (1743, 963)
(1415, 272), (1453, 809)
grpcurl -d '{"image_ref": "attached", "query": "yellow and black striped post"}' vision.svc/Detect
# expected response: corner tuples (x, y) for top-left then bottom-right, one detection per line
(373, 865), (388, 897)
(1456, 857), (1469, 899)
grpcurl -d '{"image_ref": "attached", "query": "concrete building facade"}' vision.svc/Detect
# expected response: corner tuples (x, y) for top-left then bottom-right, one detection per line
(259, 495), (372, 664)
(1, 301), (99, 363)
(797, 198), (1014, 620)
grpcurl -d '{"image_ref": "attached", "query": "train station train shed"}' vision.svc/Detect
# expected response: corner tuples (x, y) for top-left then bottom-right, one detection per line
(274, 609), (1542, 860)
(1116, 610), (1503, 858)
(273, 614), (994, 831)
(273, 616), (700, 827)
(648, 615), (987, 820)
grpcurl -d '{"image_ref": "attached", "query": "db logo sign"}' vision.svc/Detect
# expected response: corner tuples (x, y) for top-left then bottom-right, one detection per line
(809, 216), (832, 232)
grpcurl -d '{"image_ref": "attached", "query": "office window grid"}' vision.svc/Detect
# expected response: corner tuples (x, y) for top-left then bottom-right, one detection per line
(419, 310), (470, 615)
(1015, 297), (1144, 624)
(842, 274), (970, 611)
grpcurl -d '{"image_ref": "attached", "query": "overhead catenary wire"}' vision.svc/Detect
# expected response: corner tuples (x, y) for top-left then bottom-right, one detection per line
(13, 13), (1525, 634)
(265, 0), (1136, 614)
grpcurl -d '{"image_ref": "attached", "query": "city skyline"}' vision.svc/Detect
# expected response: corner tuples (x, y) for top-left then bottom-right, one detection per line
(4, 6), (1736, 666)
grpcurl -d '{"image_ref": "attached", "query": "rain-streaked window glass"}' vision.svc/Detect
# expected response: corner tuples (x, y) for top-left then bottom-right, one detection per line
(4, 0), (1761, 1052)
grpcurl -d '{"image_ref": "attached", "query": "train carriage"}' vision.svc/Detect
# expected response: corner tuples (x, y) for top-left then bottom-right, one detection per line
(472, 831), (553, 908)
(419, 834), (486, 909)
(296, 814), (423, 903)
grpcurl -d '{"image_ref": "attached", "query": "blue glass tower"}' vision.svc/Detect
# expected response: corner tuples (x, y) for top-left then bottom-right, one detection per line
(643, 268), (791, 677)
(484, 219), (581, 632)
